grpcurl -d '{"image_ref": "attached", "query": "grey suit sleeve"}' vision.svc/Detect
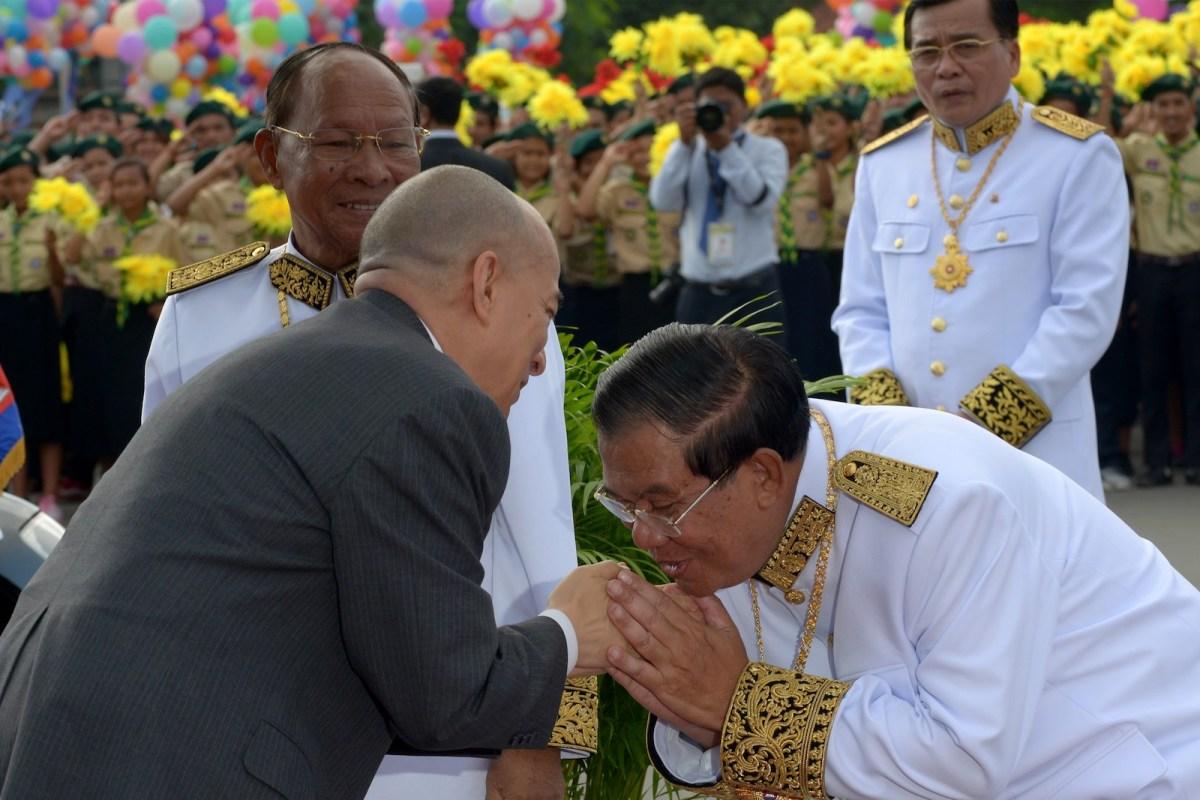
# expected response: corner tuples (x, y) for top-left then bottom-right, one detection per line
(329, 384), (568, 752)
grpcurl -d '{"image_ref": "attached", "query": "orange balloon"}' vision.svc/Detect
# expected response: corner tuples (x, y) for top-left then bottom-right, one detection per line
(176, 41), (197, 61)
(92, 24), (120, 58)
(27, 67), (53, 90)
(26, 35), (45, 50)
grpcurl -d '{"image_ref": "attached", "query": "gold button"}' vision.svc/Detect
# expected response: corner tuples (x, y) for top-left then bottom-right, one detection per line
(931, 316), (947, 332)
(930, 360), (946, 376)
(996, 230), (1009, 243)
(990, 193), (1000, 204)
(943, 233), (957, 247)
(956, 158), (971, 172)
(949, 194), (965, 210)
(936, 404), (947, 412)
(842, 463), (857, 479)
(907, 194), (919, 208)
(785, 589), (807, 604)
(894, 237), (905, 249)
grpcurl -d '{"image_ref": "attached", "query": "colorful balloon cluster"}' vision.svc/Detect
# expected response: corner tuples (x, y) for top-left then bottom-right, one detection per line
(467, 0), (565, 69)
(827, 0), (902, 46)
(0, 0), (111, 89)
(90, 0), (357, 118)
(376, 0), (463, 78)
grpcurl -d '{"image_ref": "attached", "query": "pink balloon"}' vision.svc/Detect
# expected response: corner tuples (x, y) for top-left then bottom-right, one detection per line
(136, 0), (168, 24)
(1131, 0), (1167, 19)
(190, 26), (213, 48)
(250, 0), (279, 19)
(425, 0), (452, 19)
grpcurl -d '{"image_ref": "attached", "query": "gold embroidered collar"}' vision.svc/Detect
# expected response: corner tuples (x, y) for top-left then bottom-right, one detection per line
(933, 100), (1021, 156)
(269, 254), (357, 311)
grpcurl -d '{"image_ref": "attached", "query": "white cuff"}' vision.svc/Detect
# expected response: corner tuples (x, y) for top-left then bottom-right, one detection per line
(538, 608), (577, 676)
(651, 718), (721, 784)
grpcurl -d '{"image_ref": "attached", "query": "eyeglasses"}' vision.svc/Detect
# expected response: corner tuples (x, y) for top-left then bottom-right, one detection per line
(594, 467), (733, 540)
(269, 125), (430, 162)
(907, 38), (1004, 71)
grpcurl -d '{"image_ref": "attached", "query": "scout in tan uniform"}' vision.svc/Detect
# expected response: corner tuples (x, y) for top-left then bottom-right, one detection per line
(66, 158), (187, 461)
(168, 145), (254, 262)
(1116, 73), (1200, 486)
(759, 99), (842, 384)
(0, 149), (64, 517)
(811, 92), (864, 302)
(152, 100), (237, 201)
(577, 119), (680, 345)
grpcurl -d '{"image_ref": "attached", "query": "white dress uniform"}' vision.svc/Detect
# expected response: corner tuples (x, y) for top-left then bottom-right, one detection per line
(142, 235), (584, 797)
(651, 399), (1200, 799)
(832, 89), (1128, 499)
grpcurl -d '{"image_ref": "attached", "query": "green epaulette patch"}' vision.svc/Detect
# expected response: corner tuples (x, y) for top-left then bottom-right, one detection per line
(833, 450), (937, 527)
(166, 241), (270, 295)
(1032, 106), (1105, 140)
(861, 115), (930, 156)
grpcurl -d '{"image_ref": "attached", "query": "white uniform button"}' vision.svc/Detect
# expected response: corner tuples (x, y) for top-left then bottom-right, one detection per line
(931, 360), (946, 376)
(931, 317), (947, 332)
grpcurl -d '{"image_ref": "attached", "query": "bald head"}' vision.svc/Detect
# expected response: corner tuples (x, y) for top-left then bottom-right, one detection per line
(358, 165), (554, 292)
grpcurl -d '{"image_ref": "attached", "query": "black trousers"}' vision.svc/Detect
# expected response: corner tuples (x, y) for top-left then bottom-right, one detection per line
(0, 290), (63, 444)
(675, 266), (787, 336)
(1136, 256), (1200, 471)
(1090, 254), (1139, 473)
(777, 250), (842, 388)
(557, 282), (623, 353)
(617, 273), (676, 348)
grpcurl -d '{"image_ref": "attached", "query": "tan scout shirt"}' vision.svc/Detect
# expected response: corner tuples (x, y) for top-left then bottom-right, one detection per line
(1119, 132), (1200, 257)
(80, 208), (188, 300)
(156, 160), (194, 202)
(188, 178), (253, 253)
(775, 157), (826, 256)
(828, 153), (858, 250)
(595, 177), (681, 276)
(0, 208), (58, 293)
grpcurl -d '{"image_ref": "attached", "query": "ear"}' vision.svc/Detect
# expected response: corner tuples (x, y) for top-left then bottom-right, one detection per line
(418, 106), (432, 130)
(1007, 43), (1022, 80)
(254, 129), (284, 190)
(746, 447), (788, 511)
(468, 249), (503, 325)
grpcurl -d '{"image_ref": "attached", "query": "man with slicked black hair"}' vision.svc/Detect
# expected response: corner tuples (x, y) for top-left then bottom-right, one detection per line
(417, 76), (515, 189)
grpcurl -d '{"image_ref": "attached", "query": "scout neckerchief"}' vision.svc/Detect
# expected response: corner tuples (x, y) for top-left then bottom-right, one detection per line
(7, 205), (39, 296)
(777, 156), (815, 263)
(114, 204), (160, 327)
(1155, 132), (1200, 235)
(518, 180), (553, 204)
(631, 177), (663, 284)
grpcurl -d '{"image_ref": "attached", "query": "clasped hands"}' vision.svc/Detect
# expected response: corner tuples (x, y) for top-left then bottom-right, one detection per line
(547, 562), (749, 749)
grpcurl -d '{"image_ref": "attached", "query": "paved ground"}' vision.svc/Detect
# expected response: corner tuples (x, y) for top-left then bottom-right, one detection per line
(1108, 480), (1200, 586)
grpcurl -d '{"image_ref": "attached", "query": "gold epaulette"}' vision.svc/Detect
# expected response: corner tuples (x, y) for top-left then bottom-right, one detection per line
(165, 241), (270, 295)
(1031, 106), (1105, 140)
(548, 676), (599, 754)
(834, 450), (937, 527)
(860, 115), (930, 156)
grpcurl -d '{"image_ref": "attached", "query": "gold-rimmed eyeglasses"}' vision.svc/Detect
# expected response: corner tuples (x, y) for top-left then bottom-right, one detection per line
(907, 38), (1004, 71)
(269, 125), (430, 161)
(594, 467), (733, 540)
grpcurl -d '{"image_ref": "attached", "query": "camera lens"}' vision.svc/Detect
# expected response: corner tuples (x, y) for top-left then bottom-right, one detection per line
(696, 101), (725, 134)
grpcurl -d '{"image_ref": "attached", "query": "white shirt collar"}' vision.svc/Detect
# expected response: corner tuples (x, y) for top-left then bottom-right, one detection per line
(418, 318), (444, 352)
(425, 129), (461, 141)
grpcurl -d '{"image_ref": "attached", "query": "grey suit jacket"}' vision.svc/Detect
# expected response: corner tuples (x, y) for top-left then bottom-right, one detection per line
(0, 290), (568, 799)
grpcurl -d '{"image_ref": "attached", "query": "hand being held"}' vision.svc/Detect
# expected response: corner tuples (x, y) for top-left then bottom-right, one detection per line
(547, 561), (627, 677)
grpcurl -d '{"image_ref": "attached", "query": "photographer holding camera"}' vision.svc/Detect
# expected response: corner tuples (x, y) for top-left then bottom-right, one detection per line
(648, 67), (788, 326)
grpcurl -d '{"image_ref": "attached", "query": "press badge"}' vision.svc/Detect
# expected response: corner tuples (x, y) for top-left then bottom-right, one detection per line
(707, 223), (736, 265)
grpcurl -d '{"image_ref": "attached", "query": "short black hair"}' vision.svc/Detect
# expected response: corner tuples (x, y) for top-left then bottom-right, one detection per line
(265, 42), (417, 129)
(695, 67), (745, 104)
(111, 157), (151, 185)
(904, 0), (1020, 50)
(418, 76), (464, 126)
(593, 324), (810, 481)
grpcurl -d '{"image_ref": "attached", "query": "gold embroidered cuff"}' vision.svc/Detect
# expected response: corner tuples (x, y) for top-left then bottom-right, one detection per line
(547, 676), (598, 754)
(720, 663), (849, 800)
(959, 364), (1052, 448)
(849, 368), (910, 406)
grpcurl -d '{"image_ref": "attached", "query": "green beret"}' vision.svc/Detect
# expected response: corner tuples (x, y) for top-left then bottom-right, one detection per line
(880, 108), (909, 135)
(569, 129), (606, 159)
(47, 138), (75, 163)
(116, 100), (143, 117)
(1142, 73), (1194, 102)
(72, 135), (123, 159)
(667, 73), (695, 95)
(810, 93), (865, 122)
(192, 147), (223, 174)
(136, 117), (175, 139)
(6, 131), (35, 149)
(756, 99), (810, 123)
(479, 132), (508, 150)
(1040, 74), (1095, 116)
(77, 91), (119, 113)
(507, 122), (554, 147)
(608, 100), (633, 114)
(616, 118), (656, 142)
(185, 101), (233, 127)
(0, 148), (40, 174)
(466, 91), (499, 116)
(234, 118), (264, 146)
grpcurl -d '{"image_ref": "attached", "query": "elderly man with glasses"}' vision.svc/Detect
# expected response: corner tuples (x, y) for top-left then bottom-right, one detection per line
(142, 43), (590, 800)
(832, 0), (1127, 500)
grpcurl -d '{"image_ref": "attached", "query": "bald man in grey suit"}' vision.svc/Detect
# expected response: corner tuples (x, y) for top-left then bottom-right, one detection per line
(0, 167), (618, 799)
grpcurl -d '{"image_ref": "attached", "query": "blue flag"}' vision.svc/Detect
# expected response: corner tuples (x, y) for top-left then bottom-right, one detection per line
(0, 365), (25, 490)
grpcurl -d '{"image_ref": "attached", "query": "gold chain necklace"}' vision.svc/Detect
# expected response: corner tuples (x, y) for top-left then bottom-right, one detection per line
(749, 408), (836, 672)
(929, 97), (1023, 293)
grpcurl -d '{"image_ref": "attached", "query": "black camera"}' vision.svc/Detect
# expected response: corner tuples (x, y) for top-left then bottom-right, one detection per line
(695, 100), (726, 133)
(648, 264), (685, 306)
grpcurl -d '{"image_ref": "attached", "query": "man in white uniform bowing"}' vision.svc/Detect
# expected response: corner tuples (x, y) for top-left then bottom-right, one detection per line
(142, 43), (592, 799)
(592, 324), (1200, 798)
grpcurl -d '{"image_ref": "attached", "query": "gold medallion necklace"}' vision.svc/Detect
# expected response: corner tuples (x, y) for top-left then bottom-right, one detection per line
(929, 97), (1023, 293)
(749, 408), (836, 672)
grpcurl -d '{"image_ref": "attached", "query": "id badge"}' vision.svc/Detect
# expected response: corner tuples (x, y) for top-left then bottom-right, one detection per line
(707, 223), (736, 266)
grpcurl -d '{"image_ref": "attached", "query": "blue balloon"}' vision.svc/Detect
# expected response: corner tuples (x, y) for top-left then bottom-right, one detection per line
(293, 0), (315, 14)
(27, 49), (45, 68)
(7, 20), (28, 42)
(398, 0), (426, 27)
(150, 84), (169, 102)
(143, 16), (179, 50)
(185, 54), (207, 79)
